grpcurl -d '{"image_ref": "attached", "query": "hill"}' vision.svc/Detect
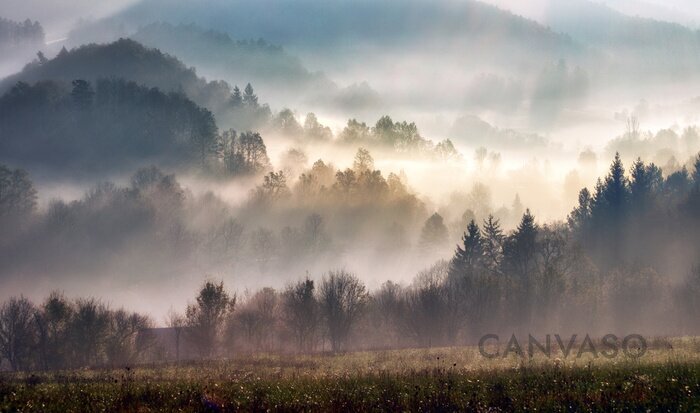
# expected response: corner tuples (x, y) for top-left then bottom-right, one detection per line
(0, 38), (271, 130)
(0, 78), (217, 174)
(113, 0), (583, 67)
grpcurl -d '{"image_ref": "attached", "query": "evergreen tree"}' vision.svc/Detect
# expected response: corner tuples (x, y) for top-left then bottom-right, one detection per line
(663, 167), (691, 201)
(568, 187), (591, 231)
(691, 153), (700, 187)
(482, 215), (504, 275)
(449, 220), (484, 277)
(70, 79), (94, 110)
(230, 86), (243, 107)
(630, 158), (662, 208)
(511, 193), (524, 220)
(593, 152), (629, 217)
(502, 209), (539, 324)
(243, 83), (258, 107)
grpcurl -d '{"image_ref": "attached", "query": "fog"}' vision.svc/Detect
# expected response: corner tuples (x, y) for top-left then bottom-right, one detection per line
(1, 0), (700, 360)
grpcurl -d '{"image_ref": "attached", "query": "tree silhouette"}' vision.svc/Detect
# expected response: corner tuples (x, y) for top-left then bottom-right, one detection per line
(70, 79), (94, 110)
(0, 296), (36, 371)
(419, 213), (448, 252)
(186, 281), (235, 358)
(449, 219), (484, 278)
(319, 270), (367, 352)
(352, 147), (374, 173)
(282, 278), (319, 352)
(482, 215), (504, 276)
(243, 83), (258, 107)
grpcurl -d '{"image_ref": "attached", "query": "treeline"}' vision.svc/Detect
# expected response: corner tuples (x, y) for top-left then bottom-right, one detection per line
(0, 293), (153, 371)
(0, 39), (272, 131)
(0, 17), (44, 50)
(0, 78), (217, 170)
(271, 112), (461, 159)
(2, 153), (700, 371)
(0, 149), (428, 279)
(2, 39), (457, 159)
(131, 22), (324, 88)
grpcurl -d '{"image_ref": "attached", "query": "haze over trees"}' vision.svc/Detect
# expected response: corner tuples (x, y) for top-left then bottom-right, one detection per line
(0, 78), (218, 172)
(0, 39), (272, 131)
(0, 17), (43, 51)
(1, 151), (699, 369)
(2, 0), (700, 376)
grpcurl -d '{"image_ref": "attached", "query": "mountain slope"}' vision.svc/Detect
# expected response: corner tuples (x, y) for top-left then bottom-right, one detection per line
(113, 0), (583, 65)
(0, 38), (271, 129)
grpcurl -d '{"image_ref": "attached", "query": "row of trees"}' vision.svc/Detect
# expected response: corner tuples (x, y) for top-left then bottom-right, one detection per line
(0, 272), (368, 370)
(0, 78), (218, 170)
(0, 17), (44, 50)
(0, 293), (153, 371)
(4, 223), (699, 372)
(337, 116), (461, 159)
(2, 153), (700, 370)
(569, 152), (700, 269)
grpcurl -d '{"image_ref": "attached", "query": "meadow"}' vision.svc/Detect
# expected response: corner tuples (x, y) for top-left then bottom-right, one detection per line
(2, 337), (700, 412)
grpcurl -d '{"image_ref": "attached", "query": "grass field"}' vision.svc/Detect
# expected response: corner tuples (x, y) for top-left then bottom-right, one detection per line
(2, 337), (700, 412)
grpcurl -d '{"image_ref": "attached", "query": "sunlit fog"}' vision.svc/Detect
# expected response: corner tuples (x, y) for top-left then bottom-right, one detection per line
(1, 0), (700, 360)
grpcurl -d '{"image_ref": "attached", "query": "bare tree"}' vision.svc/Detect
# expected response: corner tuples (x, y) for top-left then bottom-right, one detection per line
(165, 309), (186, 363)
(319, 270), (368, 352)
(0, 296), (37, 371)
(104, 309), (153, 366)
(234, 288), (279, 351)
(282, 278), (319, 352)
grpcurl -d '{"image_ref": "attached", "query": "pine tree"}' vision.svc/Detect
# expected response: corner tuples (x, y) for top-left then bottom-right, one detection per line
(230, 86), (243, 107)
(568, 187), (591, 231)
(502, 209), (539, 324)
(450, 220), (483, 277)
(503, 209), (538, 279)
(595, 152), (629, 215)
(511, 193), (524, 219)
(692, 153), (700, 187)
(630, 157), (662, 208)
(243, 83), (258, 108)
(482, 215), (504, 276)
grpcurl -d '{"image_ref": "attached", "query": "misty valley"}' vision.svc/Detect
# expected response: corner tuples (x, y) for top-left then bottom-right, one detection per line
(2, 1), (700, 411)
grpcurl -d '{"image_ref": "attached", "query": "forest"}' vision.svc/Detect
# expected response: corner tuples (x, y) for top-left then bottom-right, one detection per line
(4, 1), (700, 410)
(1, 150), (700, 370)
(0, 0), (699, 399)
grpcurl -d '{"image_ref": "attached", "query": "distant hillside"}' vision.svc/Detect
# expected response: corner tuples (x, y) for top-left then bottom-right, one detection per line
(113, 0), (582, 65)
(0, 39), (271, 130)
(541, 0), (700, 75)
(0, 17), (44, 51)
(131, 23), (330, 90)
(0, 17), (46, 77)
(0, 78), (217, 174)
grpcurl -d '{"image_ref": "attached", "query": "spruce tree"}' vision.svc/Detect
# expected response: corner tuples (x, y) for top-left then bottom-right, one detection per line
(243, 83), (258, 107)
(450, 220), (483, 277)
(482, 215), (504, 275)
(230, 86), (243, 107)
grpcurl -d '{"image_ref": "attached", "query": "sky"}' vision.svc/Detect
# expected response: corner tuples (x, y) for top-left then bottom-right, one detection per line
(1, 0), (140, 40)
(3, 0), (700, 40)
(481, 0), (700, 27)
